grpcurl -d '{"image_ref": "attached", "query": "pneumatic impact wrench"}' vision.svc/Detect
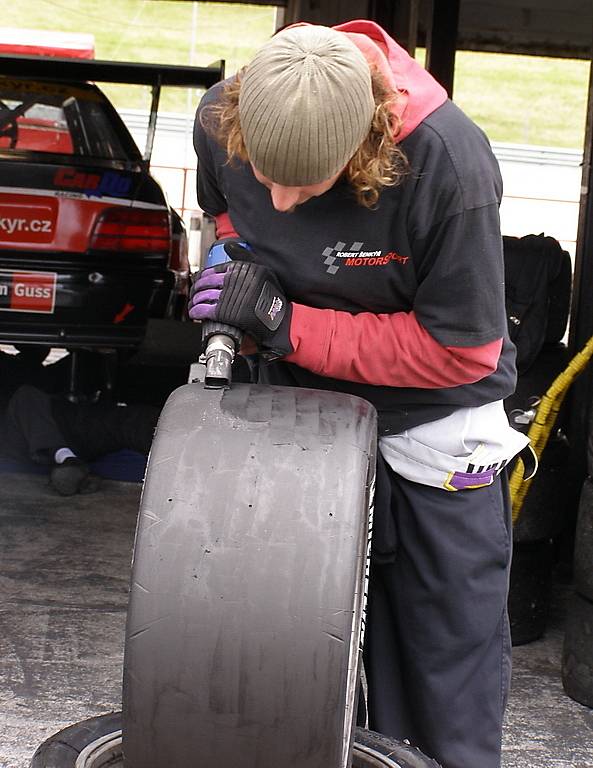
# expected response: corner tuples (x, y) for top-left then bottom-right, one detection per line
(200, 240), (246, 389)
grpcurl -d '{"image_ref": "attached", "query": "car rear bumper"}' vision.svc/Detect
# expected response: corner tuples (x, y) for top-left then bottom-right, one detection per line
(0, 253), (184, 348)
(0, 320), (149, 348)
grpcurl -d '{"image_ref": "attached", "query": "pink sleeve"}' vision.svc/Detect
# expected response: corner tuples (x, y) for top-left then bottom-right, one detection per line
(284, 303), (502, 388)
(214, 212), (239, 239)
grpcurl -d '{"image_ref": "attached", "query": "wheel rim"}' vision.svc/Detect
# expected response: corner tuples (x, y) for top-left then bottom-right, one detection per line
(75, 731), (122, 768)
(74, 731), (404, 768)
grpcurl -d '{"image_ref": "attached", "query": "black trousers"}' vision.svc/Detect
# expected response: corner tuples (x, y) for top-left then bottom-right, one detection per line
(364, 454), (512, 768)
(1, 385), (159, 465)
(1, 385), (68, 464)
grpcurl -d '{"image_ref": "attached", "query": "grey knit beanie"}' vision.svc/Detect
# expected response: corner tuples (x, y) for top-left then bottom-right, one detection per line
(239, 25), (375, 186)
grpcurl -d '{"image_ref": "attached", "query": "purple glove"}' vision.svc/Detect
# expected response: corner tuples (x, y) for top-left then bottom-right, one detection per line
(189, 243), (293, 357)
(189, 266), (226, 322)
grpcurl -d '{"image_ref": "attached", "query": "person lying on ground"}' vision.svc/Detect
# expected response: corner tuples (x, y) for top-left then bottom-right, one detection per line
(1, 384), (160, 495)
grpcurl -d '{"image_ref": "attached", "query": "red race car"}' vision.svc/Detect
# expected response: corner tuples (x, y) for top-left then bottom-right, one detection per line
(0, 54), (221, 356)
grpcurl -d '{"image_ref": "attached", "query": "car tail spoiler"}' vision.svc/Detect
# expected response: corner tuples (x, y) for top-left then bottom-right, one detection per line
(0, 54), (225, 162)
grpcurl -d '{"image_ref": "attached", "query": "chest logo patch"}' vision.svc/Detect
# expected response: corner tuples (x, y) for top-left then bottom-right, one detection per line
(322, 241), (409, 274)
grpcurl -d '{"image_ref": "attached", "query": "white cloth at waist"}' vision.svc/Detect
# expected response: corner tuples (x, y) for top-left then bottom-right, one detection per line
(379, 400), (530, 491)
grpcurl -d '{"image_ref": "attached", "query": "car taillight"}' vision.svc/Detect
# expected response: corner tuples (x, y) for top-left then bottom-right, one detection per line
(90, 208), (170, 254)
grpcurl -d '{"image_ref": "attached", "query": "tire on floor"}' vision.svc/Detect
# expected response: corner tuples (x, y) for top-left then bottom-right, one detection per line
(562, 590), (593, 708)
(573, 477), (593, 601)
(123, 383), (378, 768)
(29, 713), (441, 767)
(352, 727), (441, 767)
(508, 538), (555, 645)
(29, 712), (121, 767)
(588, 409), (593, 479)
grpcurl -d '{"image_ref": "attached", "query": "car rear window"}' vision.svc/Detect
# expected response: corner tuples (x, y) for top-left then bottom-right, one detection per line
(0, 78), (139, 161)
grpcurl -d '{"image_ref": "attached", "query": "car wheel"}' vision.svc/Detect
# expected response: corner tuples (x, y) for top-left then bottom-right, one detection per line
(573, 477), (593, 601)
(562, 591), (593, 708)
(123, 383), (378, 768)
(508, 538), (555, 645)
(29, 714), (440, 768)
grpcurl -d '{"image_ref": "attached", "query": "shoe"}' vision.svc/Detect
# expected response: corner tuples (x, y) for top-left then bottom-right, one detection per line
(50, 457), (95, 496)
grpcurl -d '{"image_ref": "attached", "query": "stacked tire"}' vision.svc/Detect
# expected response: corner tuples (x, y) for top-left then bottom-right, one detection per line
(502, 233), (573, 647)
(561, 415), (593, 708)
(506, 347), (571, 646)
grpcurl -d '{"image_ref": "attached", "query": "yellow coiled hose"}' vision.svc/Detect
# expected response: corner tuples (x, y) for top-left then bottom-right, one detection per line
(509, 335), (593, 523)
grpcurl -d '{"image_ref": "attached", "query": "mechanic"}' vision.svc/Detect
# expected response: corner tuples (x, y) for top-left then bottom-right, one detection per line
(190, 22), (530, 768)
(0, 384), (159, 495)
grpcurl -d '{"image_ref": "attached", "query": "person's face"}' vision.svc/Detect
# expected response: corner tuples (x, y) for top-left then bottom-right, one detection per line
(250, 163), (344, 213)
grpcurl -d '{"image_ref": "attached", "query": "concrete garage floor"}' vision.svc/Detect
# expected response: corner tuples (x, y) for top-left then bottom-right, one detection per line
(1, 472), (592, 768)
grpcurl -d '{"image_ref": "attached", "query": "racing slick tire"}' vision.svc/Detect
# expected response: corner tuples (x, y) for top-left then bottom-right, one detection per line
(29, 714), (441, 768)
(508, 538), (555, 645)
(561, 591), (593, 709)
(573, 477), (593, 601)
(123, 383), (378, 768)
(512, 429), (570, 543)
(589, 413), (593, 478)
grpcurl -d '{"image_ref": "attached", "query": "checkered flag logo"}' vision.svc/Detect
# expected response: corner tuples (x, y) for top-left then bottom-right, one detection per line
(322, 241), (363, 274)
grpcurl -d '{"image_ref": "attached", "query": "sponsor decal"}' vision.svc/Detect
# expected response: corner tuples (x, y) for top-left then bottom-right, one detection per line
(53, 168), (133, 199)
(0, 197), (56, 244)
(0, 270), (57, 313)
(321, 241), (409, 274)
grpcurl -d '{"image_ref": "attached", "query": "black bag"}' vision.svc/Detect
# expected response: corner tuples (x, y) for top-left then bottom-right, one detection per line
(503, 233), (572, 375)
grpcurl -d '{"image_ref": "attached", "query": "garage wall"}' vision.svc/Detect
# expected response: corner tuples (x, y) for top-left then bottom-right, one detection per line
(282, 0), (370, 26)
(458, 0), (593, 58)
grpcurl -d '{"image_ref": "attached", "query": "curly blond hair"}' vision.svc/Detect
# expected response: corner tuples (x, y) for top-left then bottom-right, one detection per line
(200, 66), (409, 208)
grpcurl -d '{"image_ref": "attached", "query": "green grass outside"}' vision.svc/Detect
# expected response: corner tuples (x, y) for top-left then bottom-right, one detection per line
(2, 0), (590, 149)
(452, 49), (589, 149)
